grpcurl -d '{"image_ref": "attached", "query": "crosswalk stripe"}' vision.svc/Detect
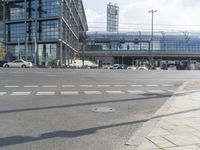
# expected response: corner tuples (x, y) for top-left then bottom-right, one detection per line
(84, 91), (102, 95)
(24, 85), (38, 88)
(127, 90), (145, 94)
(146, 85), (159, 87)
(62, 85), (75, 88)
(4, 85), (19, 88)
(80, 85), (93, 87)
(147, 90), (165, 93)
(43, 85), (57, 88)
(106, 91), (125, 94)
(61, 91), (79, 95)
(97, 85), (110, 87)
(113, 85), (126, 87)
(131, 85), (143, 87)
(36, 92), (55, 95)
(162, 84), (174, 87)
(11, 92), (31, 96)
(0, 92), (7, 96)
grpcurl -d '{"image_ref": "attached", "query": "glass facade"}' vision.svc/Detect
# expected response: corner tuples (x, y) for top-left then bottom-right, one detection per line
(107, 3), (119, 32)
(86, 32), (200, 52)
(3, 0), (88, 66)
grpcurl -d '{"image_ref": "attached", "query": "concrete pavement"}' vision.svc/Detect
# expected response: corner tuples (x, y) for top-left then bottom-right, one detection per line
(132, 80), (200, 150)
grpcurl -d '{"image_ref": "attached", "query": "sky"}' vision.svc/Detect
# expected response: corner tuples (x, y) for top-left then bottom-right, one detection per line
(82, 0), (200, 32)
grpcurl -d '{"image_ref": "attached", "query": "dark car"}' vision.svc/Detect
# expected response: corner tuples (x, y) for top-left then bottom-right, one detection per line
(0, 60), (8, 67)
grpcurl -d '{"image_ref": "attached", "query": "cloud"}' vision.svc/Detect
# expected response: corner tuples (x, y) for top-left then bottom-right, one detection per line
(85, 0), (200, 32)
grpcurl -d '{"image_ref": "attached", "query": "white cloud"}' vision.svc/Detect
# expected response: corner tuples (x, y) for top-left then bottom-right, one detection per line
(85, 0), (200, 32)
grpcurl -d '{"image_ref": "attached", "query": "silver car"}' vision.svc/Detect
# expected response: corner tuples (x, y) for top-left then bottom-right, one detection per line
(3, 59), (33, 68)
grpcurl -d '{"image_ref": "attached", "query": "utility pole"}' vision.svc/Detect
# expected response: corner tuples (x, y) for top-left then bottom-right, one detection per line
(148, 10), (157, 69)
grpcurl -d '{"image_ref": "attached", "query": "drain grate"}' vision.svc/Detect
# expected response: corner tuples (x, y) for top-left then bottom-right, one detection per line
(91, 107), (116, 113)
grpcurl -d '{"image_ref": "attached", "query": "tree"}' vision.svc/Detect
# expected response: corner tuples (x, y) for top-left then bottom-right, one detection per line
(0, 46), (6, 59)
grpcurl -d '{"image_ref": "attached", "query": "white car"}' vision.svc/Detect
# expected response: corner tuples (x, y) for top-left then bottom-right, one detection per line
(3, 59), (33, 68)
(137, 66), (148, 70)
(127, 66), (137, 70)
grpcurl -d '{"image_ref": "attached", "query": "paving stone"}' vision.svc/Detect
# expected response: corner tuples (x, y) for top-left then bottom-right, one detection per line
(137, 138), (159, 150)
(147, 136), (175, 148)
(163, 145), (200, 150)
(161, 125), (198, 134)
(148, 127), (170, 136)
(163, 133), (200, 146)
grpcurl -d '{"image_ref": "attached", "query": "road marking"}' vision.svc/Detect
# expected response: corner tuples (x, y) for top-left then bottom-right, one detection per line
(147, 90), (165, 93)
(0, 92), (7, 96)
(11, 92), (31, 96)
(131, 85), (143, 87)
(168, 90), (175, 93)
(14, 75), (24, 77)
(84, 91), (102, 95)
(80, 85), (93, 87)
(43, 85), (57, 88)
(62, 85), (75, 88)
(113, 85), (126, 87)
(24, 85), (38, 88)
(97, 85), (110, 87)
(162, 84), (174, 87)
(106, 91), (125, 94)
(4, 85), (19, 88)
(127, 90), (145, 94)
(61, 91), (79, 95)
(36, 92), (55, 96)
(146, 85), (159, 87)
(47, 75), (64, 77)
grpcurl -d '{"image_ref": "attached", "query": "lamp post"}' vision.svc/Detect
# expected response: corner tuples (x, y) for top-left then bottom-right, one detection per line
(148, 10), (157, 69)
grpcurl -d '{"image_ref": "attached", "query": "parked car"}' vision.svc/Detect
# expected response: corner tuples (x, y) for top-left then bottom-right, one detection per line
(137, 65), (148, 70)
(112, 64), (127, 69)
(3, 59), (33, 68)
(0, 60), (8, 67)
(113, 64), (120, 69)
(102, 65), (113, 69)
(127, 66), (137, 70)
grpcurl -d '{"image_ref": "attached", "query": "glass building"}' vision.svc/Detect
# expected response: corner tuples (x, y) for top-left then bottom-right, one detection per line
(107, 3), (119, 32)
(84, 31), (200, 66)
(2, 0), (88, 66)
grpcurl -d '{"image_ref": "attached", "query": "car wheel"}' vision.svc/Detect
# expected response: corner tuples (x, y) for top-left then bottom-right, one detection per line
(4, 64), (9, 68)
(21, 65), (26, 68)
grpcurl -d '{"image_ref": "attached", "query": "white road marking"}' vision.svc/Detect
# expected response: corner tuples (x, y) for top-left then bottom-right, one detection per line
(4, 85), (19, 88)
(162, 84), (174, 87)
(11, 92), (31, 96)
(148, 90), (165, 93)
(168, 90), (175, 93)
(61, 91), (79, 95)
(127, 90), (145, 94)
(146, 85), (159, 87)
(47, 75), (63, 77)
(106, 91), (125, 94)
(80, 85), (93, 87)
(131, 85), (143, 87)
(0, 92), (7, 96)
(113, 85), (126, 87)
(14, 75), (24, 77)
(43, 85), (57, 88)
(24, 85), (38, 88)
(36, 92), (55, 95)
(62, 85), (75, 88)
(84, 91), (102, 95)
(97, 85), (110, 87)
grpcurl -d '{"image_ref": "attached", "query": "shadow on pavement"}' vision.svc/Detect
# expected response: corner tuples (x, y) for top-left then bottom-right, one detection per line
(0, 94), (171, 114)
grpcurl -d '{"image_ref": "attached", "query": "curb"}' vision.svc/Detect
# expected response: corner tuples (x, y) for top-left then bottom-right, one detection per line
(121, 81), (188, 150)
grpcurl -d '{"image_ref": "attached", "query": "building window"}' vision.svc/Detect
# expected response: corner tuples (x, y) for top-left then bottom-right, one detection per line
(8, 23), (26, 42)
(9, 2), (26, 20)
(39, 20), (59, 40)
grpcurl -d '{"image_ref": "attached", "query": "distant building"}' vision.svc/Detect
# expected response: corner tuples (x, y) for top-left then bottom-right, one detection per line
(107, 3), (119, 32)
(1, 0), (88, 66)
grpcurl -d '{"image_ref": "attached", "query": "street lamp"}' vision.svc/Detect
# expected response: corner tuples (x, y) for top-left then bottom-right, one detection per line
(148, 9), (157, 69)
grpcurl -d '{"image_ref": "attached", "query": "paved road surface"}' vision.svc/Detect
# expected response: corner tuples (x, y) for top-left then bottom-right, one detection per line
(0, 69), (199, 150)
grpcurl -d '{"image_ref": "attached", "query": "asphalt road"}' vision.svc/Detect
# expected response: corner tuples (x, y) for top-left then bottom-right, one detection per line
(0, 69), (199, 150)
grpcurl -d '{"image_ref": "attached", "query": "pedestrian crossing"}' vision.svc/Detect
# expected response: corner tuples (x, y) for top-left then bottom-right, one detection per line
(2, 84), (175, 88)
(0, 90), (174, 97)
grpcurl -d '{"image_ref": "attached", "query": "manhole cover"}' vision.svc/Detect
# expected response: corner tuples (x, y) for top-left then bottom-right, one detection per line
(91, 107), (116, 113)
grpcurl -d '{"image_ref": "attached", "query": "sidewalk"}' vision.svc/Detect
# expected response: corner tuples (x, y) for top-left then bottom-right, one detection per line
(136, 80), (200, 150)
